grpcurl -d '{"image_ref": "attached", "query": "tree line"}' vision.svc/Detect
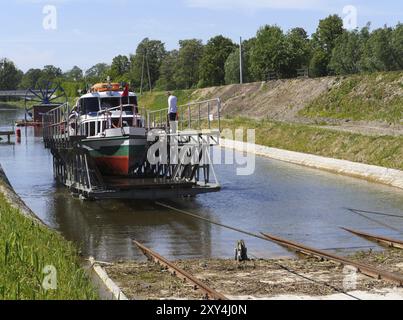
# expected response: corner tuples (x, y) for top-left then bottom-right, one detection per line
(0, 14), (401, 96)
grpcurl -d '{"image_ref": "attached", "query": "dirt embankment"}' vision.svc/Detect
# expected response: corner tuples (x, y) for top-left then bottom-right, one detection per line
(106, 249), (403, 300)
(191, 78), (337, 122)
(188, 72), (403, 136)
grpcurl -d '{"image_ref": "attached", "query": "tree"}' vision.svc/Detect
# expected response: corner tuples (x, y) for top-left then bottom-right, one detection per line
(309, 49), (329, 77)
(284, 28), (311, 77)
(360, 26), (401, 72)
(156, 50), (179, 91)
(111, 55), (130, 80)
(330, 28), (365, 75)
(225, 37), (258, 84)
(64, 66), (83, 81)
(19, 68), (42, 89)
(41, 65), (62, 81)
(199, 36), (236, 87)
(85, 63), (110, 82)
(249, 25), (288, 80)
(129, 38), (167, 91)
(310, 15), (344, 76)
(312, 15), (344, 54)
(225, 48), (242, 85)
(0, 58), (23, 90)
(391, 23), (403, 69)
(174, 39), (204, 89)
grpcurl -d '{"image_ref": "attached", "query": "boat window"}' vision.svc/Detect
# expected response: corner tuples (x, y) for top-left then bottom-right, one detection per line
(101, 98), (121, 110)
(122, 96), (137, 105)
(89, 122), (96, 137)
(82, 98), (100, 114)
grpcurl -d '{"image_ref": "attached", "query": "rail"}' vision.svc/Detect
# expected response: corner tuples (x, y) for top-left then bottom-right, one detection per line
(133, 240), (228, 300)
(153, 202), (389, 298)
(147, 98), (221, 132)
(342, 227), (403, 250)
(0, 90), (40, 98)
(42, 102), (70, 147)
(0, 130), (14, 143)
(261, 232), (403, 287)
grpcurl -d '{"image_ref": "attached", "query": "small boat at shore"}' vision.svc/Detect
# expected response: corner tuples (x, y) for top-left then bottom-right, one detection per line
(68, 82), (147, 176)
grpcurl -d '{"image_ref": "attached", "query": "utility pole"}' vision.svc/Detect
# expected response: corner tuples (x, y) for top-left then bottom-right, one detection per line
(140, 54), (145, 95)
(145, 49), (152, 93)
(239, 37), (243, 85)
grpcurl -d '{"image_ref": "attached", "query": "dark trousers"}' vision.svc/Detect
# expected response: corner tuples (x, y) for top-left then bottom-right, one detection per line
(169, 113), (177, 121)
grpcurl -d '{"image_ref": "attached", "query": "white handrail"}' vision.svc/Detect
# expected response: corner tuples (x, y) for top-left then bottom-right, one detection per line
(146, 98), (221, 131)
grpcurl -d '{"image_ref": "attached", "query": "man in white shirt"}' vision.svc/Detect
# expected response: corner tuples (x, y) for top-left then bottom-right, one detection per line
(167, 92), (178, 133)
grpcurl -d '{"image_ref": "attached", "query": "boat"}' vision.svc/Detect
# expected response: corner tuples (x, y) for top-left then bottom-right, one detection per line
(43, 80), (222, 200)
(68, 82), (147, 176)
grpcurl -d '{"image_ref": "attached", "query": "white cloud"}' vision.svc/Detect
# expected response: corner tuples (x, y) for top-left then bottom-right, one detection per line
(184, 0), (337, 11)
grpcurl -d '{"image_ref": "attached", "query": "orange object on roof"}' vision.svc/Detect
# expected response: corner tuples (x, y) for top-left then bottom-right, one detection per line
(91, 83), (121, 93)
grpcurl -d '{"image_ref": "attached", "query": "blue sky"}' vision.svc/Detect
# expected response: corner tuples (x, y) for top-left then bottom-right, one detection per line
(0, 0), (401, 72)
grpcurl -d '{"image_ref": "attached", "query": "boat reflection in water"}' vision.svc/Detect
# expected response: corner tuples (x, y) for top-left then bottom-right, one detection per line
(50, 195), (215, 261)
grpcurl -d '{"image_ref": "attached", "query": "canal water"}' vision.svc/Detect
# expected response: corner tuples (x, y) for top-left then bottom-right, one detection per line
(1, 105), (403, 262)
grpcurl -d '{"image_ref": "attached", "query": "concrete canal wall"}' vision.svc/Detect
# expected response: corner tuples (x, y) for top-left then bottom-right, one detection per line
(221, 139), (403, 191)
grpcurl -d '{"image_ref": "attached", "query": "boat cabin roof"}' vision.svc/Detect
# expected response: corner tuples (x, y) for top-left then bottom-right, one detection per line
(79, 91), (137, 99)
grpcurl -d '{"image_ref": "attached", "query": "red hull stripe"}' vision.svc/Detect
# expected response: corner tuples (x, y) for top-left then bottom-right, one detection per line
(95, 156), (129, 175)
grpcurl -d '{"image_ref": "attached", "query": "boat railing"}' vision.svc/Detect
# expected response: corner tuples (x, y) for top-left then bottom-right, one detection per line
(146, 98), (221, 132)
(43, 103), (148, 146)
(43, 102), (71, 147)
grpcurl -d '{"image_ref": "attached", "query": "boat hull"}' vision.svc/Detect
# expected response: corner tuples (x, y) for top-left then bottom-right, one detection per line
(82, 136), (147, 176)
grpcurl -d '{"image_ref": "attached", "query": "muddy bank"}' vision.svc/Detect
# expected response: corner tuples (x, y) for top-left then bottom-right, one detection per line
(106, 249), (403, 300)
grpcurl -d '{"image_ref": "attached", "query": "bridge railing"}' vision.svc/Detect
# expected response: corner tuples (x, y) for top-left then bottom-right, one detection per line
(0, 90), (41, 98)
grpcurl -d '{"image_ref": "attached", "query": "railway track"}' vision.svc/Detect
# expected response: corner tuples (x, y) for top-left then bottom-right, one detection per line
(133, 240), (228, 301)
(342, 227), (403, 250)
(155, 202), (403, 289)
(261, 232), (403, 287)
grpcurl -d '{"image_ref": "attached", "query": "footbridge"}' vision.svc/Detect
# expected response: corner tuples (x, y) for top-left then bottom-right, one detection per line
(0, 90), (40, 99)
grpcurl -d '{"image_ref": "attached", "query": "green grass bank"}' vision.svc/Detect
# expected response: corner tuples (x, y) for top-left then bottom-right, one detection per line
(300, 72), (403, 123)
(0, 193), (98, 300)
(220, 118), (403, 170)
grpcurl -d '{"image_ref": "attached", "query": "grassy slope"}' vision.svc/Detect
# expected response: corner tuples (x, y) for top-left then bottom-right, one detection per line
(221, 118), (403, 170)
(300, 72), (403, 123)
(0, 195), (98, 300)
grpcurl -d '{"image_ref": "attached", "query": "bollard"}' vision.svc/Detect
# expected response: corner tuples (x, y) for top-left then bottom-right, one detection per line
(16, 128), (21, 143)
